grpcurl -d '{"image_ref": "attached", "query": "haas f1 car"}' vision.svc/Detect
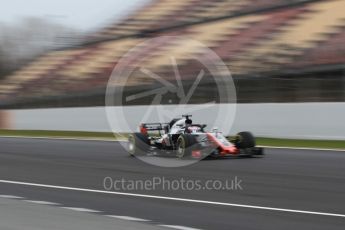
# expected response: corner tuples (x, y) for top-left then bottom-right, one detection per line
(128, 115), (264, 159)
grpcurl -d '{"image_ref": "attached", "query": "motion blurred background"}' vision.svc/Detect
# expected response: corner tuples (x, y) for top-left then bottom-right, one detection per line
(0, 0), (344, 136)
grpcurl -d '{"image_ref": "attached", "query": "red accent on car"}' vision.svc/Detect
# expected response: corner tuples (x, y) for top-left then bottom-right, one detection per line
(140, 124), (148, 135)
(206, 133), (239, 156)
(192, 150), (202, 158)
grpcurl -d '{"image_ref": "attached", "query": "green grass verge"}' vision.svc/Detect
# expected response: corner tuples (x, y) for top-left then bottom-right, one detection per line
(256, 137), (345, 150)
(0, 130), (344, 150)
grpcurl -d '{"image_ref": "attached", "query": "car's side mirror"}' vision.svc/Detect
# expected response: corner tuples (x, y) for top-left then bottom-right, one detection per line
(201, 124), (207, 131)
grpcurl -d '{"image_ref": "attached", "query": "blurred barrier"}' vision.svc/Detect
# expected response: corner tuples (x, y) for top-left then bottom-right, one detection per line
(2, 103), (345, 140)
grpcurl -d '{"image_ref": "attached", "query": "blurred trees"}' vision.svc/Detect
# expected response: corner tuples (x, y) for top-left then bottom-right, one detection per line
(0, 17), (82, 79)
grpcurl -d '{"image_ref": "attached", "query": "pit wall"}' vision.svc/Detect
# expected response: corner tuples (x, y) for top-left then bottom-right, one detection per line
(1, 103), (345, 140)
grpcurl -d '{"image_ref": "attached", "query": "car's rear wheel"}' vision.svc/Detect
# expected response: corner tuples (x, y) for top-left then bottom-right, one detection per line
(234, 132), (256, 149)
(128, 133), (150, 156)
(176, 134), (197, 158)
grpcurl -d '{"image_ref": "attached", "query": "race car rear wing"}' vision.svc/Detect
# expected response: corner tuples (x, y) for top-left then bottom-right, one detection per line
(140, 123), (169, 134)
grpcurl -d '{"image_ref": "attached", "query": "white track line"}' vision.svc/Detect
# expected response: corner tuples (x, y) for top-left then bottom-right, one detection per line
(23, 200), (60, 205)
(106, 215), (150, 221)
(0, 179), (344, 218)
(159, 225), (202, 230)
(0, 195), (24, 199)
(61, 207), (101, 213)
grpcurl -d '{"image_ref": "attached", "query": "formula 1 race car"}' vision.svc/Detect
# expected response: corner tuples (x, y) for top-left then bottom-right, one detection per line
(128, 115), (264, 159)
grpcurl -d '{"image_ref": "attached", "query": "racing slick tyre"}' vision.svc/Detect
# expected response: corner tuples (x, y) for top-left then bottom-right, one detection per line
(234, 132), (256, 149)
(176, 134), (197, 159)
(128, 133), (150, 156)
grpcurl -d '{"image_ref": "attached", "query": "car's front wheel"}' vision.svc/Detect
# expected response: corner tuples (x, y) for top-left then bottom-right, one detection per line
(234, 131), (256, 149)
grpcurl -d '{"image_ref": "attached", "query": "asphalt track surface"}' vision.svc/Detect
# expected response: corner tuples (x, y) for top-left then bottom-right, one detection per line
(0, 137), (344, 230)
(0, 197), (162, 230)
